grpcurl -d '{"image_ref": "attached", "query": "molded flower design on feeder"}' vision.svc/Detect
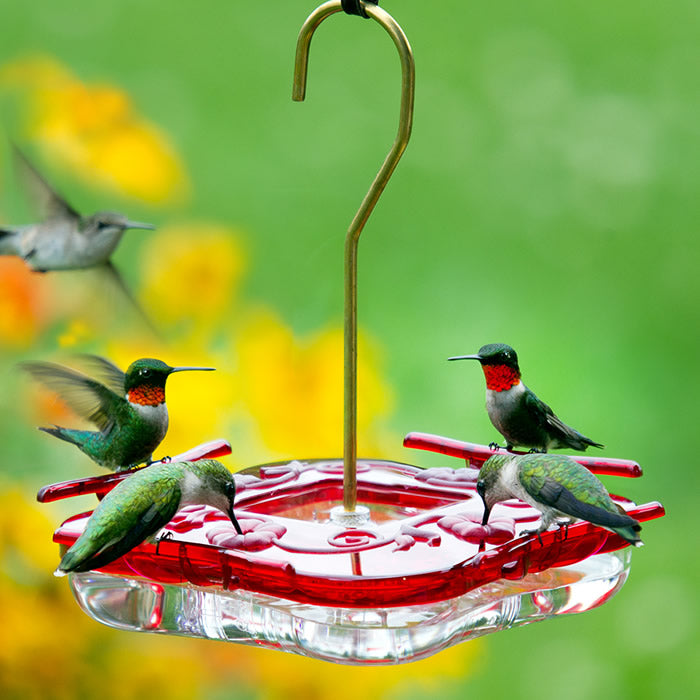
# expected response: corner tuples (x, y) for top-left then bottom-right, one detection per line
(438, 513), (516, 545)
(207, 518), (287, 551)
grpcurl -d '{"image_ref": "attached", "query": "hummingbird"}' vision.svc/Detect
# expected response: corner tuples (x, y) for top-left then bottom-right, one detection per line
(21, 355), (215, 471)
(0, 145), (156, 328)
(55, 458), (243, 575)
(477, 452), (643, 546)
(449, 343), (603, 452)
(0, 145), (155, 272)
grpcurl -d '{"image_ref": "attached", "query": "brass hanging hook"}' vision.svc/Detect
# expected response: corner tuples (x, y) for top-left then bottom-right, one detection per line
(293, 1), (415, 514)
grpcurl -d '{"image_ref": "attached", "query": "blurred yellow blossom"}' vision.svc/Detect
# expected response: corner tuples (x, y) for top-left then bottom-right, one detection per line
(0, 489), (259, 700)
(57, 319), (94, 348)
(0, 55), (188, 204)
(139, 222), (246, 332)
(245, 642), (482, 700)
(234, 308), (393, 458)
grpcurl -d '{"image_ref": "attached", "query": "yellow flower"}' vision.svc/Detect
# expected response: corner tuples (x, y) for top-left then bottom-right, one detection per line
(247, 642), (482, 700)
(234, 308), (393, 459)
(57, 319), (94, 348)
(139, 222), (246, 331)
(0, 54), (188, 204)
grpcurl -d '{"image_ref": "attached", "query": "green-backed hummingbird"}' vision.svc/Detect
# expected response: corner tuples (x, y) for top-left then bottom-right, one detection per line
(0, 145), (155, 272)
(449, 343), (603, 452)
(55, 458), (243, 575)
(21, 355), (215, 471)
(477, 452), (642, 546)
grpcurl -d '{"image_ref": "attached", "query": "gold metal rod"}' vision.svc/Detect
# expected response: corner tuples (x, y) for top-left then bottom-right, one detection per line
(293, 0), (415, 512)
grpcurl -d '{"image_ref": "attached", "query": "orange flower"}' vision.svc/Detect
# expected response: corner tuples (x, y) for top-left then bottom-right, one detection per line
(0, 258), (50, 347)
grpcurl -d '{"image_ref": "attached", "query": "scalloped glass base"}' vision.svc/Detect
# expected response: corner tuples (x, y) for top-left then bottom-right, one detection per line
(69, 548), (631, 665)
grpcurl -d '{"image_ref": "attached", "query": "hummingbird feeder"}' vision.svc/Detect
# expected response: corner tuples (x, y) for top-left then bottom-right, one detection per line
(38, 0), (665, 665)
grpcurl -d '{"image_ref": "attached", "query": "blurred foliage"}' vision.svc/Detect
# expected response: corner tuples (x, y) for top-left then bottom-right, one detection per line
(0, 0), (698, 698)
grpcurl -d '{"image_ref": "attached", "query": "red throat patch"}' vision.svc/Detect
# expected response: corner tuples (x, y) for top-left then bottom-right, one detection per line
(128, 385), (165, 406)
(482, 364), (521, 392)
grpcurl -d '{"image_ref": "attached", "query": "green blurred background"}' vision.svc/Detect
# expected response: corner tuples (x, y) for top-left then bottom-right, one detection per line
(0, 0), (698, 698)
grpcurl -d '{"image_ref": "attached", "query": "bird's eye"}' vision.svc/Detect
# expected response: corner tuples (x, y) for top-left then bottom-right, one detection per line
(139, 368), (151, 378)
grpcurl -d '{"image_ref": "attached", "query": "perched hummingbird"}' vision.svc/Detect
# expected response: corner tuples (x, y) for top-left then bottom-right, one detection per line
(477, 452), (642, 546)
(449, 343), (603, 452)
(21, 355), (215, 471)
(55, 458), (243, 575)
(0, 145), (155, 272)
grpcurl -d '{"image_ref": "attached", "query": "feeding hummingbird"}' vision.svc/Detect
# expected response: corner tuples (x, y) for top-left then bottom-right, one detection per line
(449, 343), (603, 452)
(21, 355), (215, 471)
(0, 145), (156, 328)
(477, 452), (643, 546)
(55, 458), (243, 575)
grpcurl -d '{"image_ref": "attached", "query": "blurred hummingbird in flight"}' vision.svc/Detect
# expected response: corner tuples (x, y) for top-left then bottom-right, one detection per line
(55, 458), (243, 575)
(477, 452), (642, 546)
(21, 355), (215, 471)
(0, 145), (156, 326)
(0, 145), (155, 271)
(449, 343), (603, 453)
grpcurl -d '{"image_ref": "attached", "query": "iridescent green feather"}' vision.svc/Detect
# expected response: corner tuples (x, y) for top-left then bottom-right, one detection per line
(58, 461), (186, 573)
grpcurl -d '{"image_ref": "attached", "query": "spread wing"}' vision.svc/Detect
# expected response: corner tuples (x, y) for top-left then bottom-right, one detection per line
(100, 261), (159, 335)
(75, 354), (126, 396)
(20, 361), (124, 431)
(59, 474), (182, 573)
(12, 144), (81, 223)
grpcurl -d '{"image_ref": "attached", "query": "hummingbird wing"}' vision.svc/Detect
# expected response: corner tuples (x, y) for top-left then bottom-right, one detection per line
(58, 468), (182, 573)
(100, 261), (159, 336)
(12, 144), (81, 223)
(519, 456), (638, 531)
(75, 355), (126, 396)
(20, 361), (125, 431)
(523, 390), (602, 448)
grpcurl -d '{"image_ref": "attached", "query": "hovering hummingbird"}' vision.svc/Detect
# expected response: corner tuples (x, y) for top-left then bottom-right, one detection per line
(477, 452), (643, 546)
(449, 343), (603, 452)
(55, 458), (243, 575)
(0, 145), (155, 272)
(0, 145), (156, 328)
(21, 355), (215, 471)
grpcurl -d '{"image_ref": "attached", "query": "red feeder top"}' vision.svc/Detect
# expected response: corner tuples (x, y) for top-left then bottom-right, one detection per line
(39, 435), (664, 609)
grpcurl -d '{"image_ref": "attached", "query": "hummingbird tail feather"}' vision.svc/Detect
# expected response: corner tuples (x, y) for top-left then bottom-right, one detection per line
(612, 523), (643, 547)
(581, 435), (604, 449)
(543, 481), (643, 546)
(38, 425), (81, 446)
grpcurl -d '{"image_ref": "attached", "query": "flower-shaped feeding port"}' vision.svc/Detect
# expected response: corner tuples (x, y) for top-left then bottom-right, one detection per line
(38, 436), (664, 664)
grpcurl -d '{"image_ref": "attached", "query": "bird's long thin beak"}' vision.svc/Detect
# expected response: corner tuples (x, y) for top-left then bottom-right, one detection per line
(169, 366), (216, 373)
(481, 503), (491, 527)
(448, 354), (482, 362)
(228, 506), (243, 535)
(125, 220), (156, 230)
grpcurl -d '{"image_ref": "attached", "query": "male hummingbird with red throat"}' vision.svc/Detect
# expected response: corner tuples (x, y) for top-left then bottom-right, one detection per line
(449, 343), (603, 453)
